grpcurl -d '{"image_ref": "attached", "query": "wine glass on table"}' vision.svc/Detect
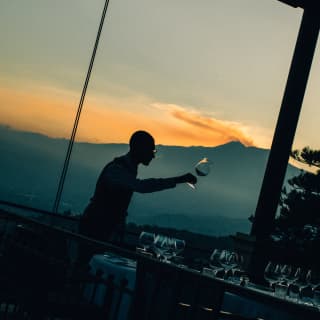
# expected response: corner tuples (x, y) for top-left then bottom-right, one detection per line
(209, 249), (222, 268)
(208, 249), (224, 276)
(298, 269), (319, 305)
(203, 249), (223, 278)
(218, 250), (242, 281)
(282, 265), (301, 285)
(187, 157), (211, 189)
(283, 267), (302, 302)
(226, 251), (244, 282)
(173, 238), (186, 256)
(153, 235), (174, 262)
(163, 237), (176, 262)
(291, 268), (311, 301)
(264, 261), (281, 293)
(152, 234), (165, 259)
(138, 231), (155, 253)
(306, 269), (320, 292)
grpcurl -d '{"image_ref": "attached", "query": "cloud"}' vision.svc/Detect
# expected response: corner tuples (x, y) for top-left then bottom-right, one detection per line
(152, 103), (255, 147)
(0, 83), (257, 147)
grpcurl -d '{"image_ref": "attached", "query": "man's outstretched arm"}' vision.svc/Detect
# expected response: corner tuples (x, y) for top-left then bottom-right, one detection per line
(106, 166), (197, 193)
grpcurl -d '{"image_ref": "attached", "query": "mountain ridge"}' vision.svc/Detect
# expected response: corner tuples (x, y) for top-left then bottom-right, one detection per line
(0, 125), (300, 235)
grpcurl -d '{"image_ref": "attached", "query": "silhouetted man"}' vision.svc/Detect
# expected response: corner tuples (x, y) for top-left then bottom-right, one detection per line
(79, 130), (197, 247)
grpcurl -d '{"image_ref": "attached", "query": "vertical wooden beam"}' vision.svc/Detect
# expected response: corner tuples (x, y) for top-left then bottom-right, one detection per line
(251, 7), (320, 238)
(248, 7), (320, 283)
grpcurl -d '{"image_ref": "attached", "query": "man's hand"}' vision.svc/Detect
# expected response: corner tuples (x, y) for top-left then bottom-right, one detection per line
(176, 173), (197, 185)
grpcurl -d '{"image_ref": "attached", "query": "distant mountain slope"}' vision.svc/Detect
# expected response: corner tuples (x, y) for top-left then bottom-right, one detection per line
(0, 125), (300, 235)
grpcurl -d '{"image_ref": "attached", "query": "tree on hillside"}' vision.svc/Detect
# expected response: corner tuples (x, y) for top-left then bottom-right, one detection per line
(291, 147), (320, 169)
(277, 147), (320, 229)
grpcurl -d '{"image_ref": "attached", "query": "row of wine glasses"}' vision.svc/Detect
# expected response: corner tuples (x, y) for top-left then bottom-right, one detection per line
(205, 249), (245, 283)
(264, 261), (320, 304)
(138, 231), (186, 262)
(264, 262), (299, 288)
(264, 262), (320, 289)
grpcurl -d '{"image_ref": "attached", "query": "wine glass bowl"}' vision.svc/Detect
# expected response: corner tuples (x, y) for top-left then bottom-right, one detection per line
(306, 269), (320, 290)
(282, 266), (301, 285)
(214, 249), (244, 281)
(153, 234), (175, 262)
(153, 234), (165, 259)
(161, 237), (176, 262)
(209, 249), (223, 269)
(173, 238), (186, 256)
(188, 157), (212, 188)
(219, 250), (240, 270)
(264, 261), (280, 290)
(138, 231), (155, 251)
(195, 157), (211, 176)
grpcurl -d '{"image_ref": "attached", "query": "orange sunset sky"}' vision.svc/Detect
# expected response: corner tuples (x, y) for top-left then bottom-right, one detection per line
(0, 83), (256, 147)
(1, 0), (320, 150)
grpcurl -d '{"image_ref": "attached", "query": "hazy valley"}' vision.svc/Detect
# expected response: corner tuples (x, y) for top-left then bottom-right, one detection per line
(0, 126), (300, 236)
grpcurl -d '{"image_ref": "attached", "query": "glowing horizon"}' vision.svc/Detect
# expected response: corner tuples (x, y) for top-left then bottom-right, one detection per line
(0, 83), (271, 148)
(1, 1), (319, 152)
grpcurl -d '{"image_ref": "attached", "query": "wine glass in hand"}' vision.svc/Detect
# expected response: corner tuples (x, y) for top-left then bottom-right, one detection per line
(187, 157), (211, 189)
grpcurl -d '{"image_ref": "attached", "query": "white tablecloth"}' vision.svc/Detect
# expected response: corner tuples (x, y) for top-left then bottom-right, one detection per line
(85, 253), (136, 320)
(85, 254), (315, 320)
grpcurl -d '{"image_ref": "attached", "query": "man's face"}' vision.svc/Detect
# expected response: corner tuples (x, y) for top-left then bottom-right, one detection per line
(140, 146), (156, 166)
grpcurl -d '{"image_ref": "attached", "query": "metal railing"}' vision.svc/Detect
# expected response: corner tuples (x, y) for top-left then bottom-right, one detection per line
(0, 206), (320, 319)
(0, 207), (137, 319)
(0, 199), (227, 259)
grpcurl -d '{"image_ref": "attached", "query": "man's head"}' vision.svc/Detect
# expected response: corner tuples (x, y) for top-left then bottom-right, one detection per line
(129, 130), (156, 165)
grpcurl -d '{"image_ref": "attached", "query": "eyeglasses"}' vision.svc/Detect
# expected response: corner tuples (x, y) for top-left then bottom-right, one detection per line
(141, 148), (157, 156)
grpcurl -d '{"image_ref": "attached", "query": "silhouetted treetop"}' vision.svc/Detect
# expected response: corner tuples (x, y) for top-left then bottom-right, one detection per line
(291, 147), (320, 169)
(277, 147), (320, 229)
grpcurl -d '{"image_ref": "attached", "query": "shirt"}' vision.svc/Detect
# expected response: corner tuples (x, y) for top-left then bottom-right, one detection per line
(83, 153), (177, 232)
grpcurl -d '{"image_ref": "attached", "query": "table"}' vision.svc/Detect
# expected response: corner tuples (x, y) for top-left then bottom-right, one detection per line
(219, 278), (319, 320)
(85, 253), (319, 320)
(85, 253), (136, 320)
(223, 291), (303, 320)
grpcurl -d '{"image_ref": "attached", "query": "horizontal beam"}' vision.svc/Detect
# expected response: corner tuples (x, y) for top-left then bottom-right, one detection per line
(278, 0), (300, 7)
(278, 0), (320, 9)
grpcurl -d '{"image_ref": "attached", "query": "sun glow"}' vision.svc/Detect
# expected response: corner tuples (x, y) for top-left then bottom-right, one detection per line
(0, 84), (263, 147)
